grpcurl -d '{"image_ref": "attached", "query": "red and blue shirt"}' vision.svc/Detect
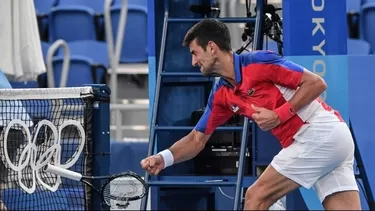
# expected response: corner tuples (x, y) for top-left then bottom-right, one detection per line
(194, 51), (343, 148)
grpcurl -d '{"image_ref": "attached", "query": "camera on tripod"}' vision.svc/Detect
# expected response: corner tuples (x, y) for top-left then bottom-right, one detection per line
(237, 3), (284, 55)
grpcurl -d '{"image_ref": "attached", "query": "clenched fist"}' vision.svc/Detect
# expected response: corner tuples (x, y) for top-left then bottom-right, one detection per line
(140, 154), (165, 175)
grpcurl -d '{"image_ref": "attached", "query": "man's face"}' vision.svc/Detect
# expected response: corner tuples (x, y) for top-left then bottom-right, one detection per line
(189, 39), (216, 76)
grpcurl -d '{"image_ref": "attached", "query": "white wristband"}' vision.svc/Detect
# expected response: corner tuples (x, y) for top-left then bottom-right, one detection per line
(158, 149), (174, 169)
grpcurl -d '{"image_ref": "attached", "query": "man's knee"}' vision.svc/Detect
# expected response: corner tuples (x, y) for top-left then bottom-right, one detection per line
(244, 185), (274, 209)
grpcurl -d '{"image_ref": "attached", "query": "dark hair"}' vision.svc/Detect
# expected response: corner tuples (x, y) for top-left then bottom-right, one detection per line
(182, 19), (232, 52)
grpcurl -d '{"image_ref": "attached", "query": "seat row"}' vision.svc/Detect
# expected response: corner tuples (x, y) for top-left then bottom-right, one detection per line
(35, 0), (148, 63)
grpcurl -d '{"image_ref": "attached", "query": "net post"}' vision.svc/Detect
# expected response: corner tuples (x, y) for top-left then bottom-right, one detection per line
(87, 84), (111, 210)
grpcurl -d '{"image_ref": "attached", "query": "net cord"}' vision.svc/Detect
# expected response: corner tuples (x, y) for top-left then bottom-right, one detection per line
(0, 86), (94, 100)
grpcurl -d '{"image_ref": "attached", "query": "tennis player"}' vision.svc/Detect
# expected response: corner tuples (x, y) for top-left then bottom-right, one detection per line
(141, 19), (361, 210)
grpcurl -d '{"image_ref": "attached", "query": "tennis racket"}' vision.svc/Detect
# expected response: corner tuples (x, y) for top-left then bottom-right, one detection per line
(44, 164), (148, 209)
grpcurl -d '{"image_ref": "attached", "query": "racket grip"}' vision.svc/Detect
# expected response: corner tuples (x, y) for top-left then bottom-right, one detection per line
(45, 164), (83, 181)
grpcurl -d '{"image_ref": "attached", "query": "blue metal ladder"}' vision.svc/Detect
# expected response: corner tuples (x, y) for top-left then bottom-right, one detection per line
(140, 1), (265, 210)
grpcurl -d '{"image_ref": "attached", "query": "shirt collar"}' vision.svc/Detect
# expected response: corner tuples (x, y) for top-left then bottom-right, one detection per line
(222, 52), (242, 88)
(233, 52), (242, 85)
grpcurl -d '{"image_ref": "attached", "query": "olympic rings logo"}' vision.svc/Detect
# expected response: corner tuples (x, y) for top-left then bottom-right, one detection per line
(1, 119), (85, 194)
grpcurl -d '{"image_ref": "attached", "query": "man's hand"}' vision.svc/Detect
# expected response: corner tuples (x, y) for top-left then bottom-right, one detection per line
(251, 104), (280, 131)
(140, 155), (165, 175)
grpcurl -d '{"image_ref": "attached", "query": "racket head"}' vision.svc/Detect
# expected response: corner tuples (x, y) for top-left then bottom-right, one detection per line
(100, 171), (148, 209)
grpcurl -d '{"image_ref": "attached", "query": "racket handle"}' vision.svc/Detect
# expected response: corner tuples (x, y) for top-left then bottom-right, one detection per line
(45, 164), (83, 181)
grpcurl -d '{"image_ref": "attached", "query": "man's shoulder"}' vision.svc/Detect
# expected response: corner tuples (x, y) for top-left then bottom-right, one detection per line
(239, 50), (283, 67)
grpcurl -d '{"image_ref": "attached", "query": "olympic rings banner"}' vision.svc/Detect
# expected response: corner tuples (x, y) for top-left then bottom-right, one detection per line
(1, 119), (85, 194)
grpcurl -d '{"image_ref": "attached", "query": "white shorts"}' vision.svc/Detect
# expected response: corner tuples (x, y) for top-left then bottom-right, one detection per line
(271, 122), (359, 202)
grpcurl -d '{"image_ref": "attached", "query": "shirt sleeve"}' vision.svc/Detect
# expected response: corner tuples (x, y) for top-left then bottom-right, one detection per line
(246, 51), (305, 90)
(194, 86), (234, 134)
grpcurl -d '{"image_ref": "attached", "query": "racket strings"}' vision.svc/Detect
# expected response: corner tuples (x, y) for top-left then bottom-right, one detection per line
(102, 175), (146, 208)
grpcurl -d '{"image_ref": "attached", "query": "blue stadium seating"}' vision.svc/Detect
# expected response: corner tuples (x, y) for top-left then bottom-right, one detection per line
(57, 0), (106, 13)
(34, 0), (58, 14)
(34, 0), (59, 41)
(360, 3), (375, 53)
(113, 0), (147, 7)
(110, 4), (148, 63)
(52, 55), (105, 87)
(62, 40), (109, 67)
(55, 0), (108, 41)
(41, 41), (51, 60)
(55, 40), (108, 85)
(347, 0), (362, 12)
(48, 5), (97, 42)
(347, 39), (371, 55)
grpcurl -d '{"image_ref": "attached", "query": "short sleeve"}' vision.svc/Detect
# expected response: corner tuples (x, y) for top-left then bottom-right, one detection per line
(245, 51), (304, 90)
(194, 84), (234, 134)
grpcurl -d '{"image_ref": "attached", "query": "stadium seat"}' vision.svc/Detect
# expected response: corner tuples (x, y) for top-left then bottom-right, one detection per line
(110, 4), (148, 63)
(55, 40), (108, 84)
(56, 0), (113, 40)
(52, 55), (106, 87)
(113, 0), (147, 7)
(34, 0), (58, 14)
(48, 5), (97, 42)
(57, 0), (105, 13)
(41, 41), (51, 61)
(347, 39), (371, 55)
(360, 3), (375, 53)
(34, 0), (59, 41)
(62, 40), (109, 67)
(347, 0), (362, 12)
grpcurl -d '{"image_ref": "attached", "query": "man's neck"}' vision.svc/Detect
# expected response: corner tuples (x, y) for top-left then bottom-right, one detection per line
(215, 51), (236, 87)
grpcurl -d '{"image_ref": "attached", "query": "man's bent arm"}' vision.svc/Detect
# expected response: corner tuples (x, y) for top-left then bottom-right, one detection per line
(288, 68), (327, 112)
(166, 130), (211, 164)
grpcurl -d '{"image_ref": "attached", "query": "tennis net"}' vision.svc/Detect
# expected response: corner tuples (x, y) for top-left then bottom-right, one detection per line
(0, 86), (96, 210)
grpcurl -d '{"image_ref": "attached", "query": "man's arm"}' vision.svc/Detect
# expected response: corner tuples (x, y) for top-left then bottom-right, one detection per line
(287, 68), (326, 112)
(159, 85), (233, 168)
(167, 130), (211, 164)
(247, 51), (326, 123)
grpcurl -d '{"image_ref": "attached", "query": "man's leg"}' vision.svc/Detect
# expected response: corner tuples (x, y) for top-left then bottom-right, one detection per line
(323, 191), (360, 210)
(244, 122), (356, 210)
(244, 165), (301, 210)
(311, 121), (361, 210)
(313, 157), (360, 210)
